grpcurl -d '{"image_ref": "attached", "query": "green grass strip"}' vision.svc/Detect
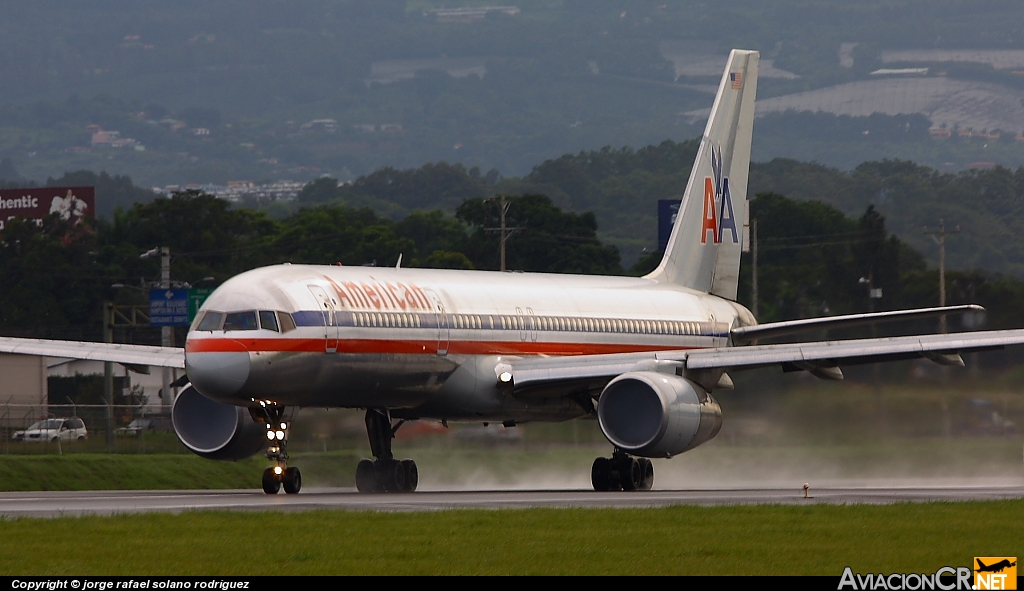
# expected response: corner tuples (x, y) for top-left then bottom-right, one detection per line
(0, 501), (1019, 575)
(0, 453), (360, 491)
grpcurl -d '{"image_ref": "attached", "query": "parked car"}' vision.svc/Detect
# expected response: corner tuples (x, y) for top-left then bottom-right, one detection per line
(12, 418), (88, 442)
(116, 419), (155, 436)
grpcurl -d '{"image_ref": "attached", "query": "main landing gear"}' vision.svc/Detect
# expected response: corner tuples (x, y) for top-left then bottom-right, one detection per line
(591, 449), (654, 491)
(355, 408), (418, 493)
(255, 402), (301, 495)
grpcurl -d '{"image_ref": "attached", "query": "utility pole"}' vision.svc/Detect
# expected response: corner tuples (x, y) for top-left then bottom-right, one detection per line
(925, 220), (960, 422)
(859, 272), (885, 430)
(924, 220), (960, 334)
(142, 246), (174, 413)
(159, 247), (172, 413)
(484, 196), (522, 272)
(751, 218), (758, 319)
(103, 302), (114, 452)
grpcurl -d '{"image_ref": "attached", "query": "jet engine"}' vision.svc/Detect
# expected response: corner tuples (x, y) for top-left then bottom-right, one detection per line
(597, 371), (722, 458)
(172, 385), (267, 461)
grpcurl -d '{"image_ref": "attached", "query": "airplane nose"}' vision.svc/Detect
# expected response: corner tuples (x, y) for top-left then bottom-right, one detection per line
(185, 349), (251, 401)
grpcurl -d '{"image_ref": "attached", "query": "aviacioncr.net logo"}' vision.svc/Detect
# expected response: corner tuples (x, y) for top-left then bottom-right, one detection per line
(838, 567), (974, 590)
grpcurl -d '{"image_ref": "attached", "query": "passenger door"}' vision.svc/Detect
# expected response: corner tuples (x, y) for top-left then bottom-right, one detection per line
(425, 289), (449, 356)
(307, 285), (339, 353)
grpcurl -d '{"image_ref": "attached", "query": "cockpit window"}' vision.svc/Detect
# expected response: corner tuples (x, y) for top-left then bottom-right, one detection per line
(196, 311), (224, 331)
(259, 310), (279, 332)
(278, 312), (296, 333)
(223, 311), (258, 331)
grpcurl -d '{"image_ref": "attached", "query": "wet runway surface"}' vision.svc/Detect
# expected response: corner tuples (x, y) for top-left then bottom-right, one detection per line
(2, 484), (1023, 518)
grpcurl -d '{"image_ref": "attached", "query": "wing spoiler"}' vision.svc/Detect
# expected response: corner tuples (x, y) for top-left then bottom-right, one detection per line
(730, 305), (984, 344)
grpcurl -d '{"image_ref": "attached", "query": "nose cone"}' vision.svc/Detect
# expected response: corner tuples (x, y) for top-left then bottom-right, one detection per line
(186, 348), (251, 401)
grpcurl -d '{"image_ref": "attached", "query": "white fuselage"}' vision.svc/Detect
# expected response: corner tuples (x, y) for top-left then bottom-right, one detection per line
(184, 264), (754, 421)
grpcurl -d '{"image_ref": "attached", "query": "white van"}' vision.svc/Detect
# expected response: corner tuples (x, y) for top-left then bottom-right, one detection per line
(12, 418), (88, 442)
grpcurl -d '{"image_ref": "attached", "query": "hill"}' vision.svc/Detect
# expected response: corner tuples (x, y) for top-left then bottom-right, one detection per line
(5, 2), (1024, 185)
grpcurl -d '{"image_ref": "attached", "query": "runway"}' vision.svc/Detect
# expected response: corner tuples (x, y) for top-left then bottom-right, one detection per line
(1, 484), (1023, 518)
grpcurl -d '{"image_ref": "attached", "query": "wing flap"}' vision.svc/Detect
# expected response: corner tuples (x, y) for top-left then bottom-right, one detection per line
(685, 329), (1024, 370)
(0, 337), (185, 369)
(502, 329), (1024, 392)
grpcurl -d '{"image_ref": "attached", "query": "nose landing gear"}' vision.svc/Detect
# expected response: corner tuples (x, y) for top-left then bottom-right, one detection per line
(355, 408), (419, 493)
(591, 449), (654, 491)
(254, 402), (301, 495)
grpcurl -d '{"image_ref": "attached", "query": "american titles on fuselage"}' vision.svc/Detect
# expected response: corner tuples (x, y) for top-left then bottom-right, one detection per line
(323, 276), (432, 311)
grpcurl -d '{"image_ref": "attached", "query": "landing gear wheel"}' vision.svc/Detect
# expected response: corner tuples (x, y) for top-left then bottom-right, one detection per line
(255, 403), (301, 494)
(262, 467), (281, 494)
(620, 457), (643, 491)
(356, 409), (420, 494)
(592, 457), (616, 491)
(592, 452), (655, 492)
(378, 459), (407, 493)
(638, 458), (654, 491)
(283, 466), (302, 494)
(400, 459), (418, 492)
(356, 459), (379, 493)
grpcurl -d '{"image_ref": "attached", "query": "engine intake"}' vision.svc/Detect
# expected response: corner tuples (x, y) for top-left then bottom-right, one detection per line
(597, 371), (722, 458)
(172, 385), (267, 461)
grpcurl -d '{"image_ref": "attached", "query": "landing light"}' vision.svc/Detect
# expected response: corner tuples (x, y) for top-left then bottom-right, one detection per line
(499, 371), (513, 383)
(275, 430), (285, 440)
(266, 431), (275, 440)
(273, 466), (283, 475)
(280, 422), (287, 430)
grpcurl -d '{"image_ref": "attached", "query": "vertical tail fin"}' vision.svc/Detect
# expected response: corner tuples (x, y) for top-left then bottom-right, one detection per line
(646, 49), (759, 300)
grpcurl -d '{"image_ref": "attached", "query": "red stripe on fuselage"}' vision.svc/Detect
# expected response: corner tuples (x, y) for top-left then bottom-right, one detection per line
(185, 337), (696, 356)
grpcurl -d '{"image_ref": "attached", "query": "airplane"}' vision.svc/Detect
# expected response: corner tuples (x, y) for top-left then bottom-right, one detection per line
(4, 48), (1024, 495)
(976, 559), (1016, 574)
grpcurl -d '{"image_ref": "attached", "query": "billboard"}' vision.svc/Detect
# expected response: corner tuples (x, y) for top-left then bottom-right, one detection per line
(0, 186), (95, 230)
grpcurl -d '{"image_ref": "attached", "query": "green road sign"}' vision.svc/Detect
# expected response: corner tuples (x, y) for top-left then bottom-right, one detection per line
(188, 288), (213, 322)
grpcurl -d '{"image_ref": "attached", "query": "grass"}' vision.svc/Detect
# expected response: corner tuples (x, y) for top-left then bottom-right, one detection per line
(0, 453), (361, 491)
(0, 501), (1018, 575)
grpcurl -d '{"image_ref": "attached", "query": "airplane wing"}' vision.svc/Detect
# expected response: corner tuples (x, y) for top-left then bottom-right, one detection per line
(0, 337), (184, 369)
(500, 328), (1024, 392)
(730, 304), (984, 344)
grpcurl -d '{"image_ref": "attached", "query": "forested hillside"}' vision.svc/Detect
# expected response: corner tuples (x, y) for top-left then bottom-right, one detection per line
(5, 186), (1024, 347)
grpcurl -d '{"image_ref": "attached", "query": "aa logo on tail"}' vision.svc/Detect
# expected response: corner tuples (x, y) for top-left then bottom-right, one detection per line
(701, 145), (739, 245)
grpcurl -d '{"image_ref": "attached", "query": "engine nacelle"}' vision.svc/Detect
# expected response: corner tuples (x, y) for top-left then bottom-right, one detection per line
(172, 385), (267, 461)
(597, 371), (722, 458)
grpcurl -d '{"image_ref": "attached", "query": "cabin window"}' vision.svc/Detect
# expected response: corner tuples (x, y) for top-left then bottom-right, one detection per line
(223, 311), (258, 331)
(196, 311), (224, 331)
(259, 311), (280, 332)
(415, 315), (422, 328)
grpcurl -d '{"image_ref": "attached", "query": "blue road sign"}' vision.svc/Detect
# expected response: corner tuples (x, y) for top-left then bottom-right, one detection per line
(658, 199), (682, 253)
(150, 289), (190, 326)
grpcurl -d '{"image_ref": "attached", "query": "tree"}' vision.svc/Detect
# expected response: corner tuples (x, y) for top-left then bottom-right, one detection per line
(457, 195), (622, 274)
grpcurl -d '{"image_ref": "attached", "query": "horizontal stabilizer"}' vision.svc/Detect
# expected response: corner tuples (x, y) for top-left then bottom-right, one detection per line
(731, 305), (984, 344)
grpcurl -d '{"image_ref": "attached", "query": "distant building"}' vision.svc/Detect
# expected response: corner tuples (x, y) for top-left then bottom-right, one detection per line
(158, 180), (305, 203)
(869, 68), (929, 76)
(425, 5), (519, 22)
